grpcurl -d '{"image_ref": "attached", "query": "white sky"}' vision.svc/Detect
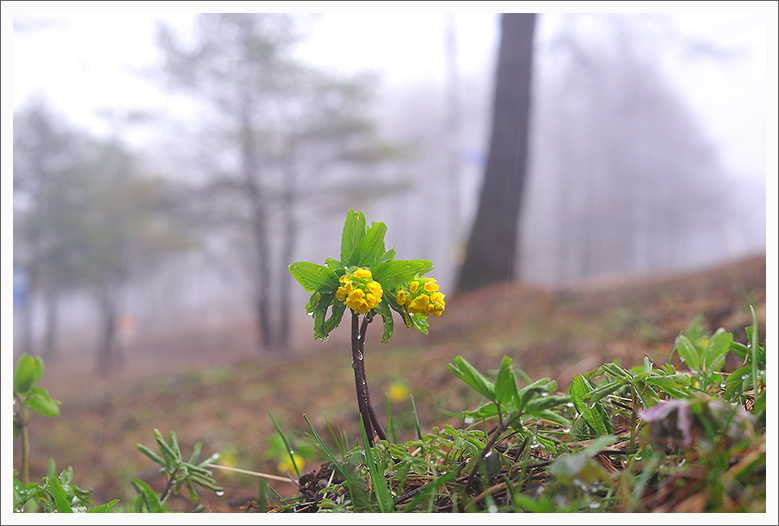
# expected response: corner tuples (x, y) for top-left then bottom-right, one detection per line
(4, 7), (773, 183)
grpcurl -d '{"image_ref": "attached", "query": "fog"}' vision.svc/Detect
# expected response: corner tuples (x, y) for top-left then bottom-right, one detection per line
(6, 8), (770, 370)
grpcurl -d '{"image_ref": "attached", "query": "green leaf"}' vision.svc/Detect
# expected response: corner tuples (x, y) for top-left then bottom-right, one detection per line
(569, 375), (611, 436)
(26, 387), (62, 418)
(289, 261), (339, 293)
(88, 499), (120, 513)
(643, 356), (653, 375)
(523, 395), (570, 415)
(323, 298), (346, 336)
(729, 341), (749, 361)
(309, 291), (330, 340)
(586, 381), (623, 404)
(495, 356), (519, 407)
(448, 356), (495, 400)
(533, 409), (572, 427)
(601, 362), (630, 379)
(376, 247), (396, 265)
(374, 301), (395, 343)
(137, 443), (166, 466)
(372, 259), (433, 291)
(409, 312), (429, 335)
(351, 221), (387, 267)
(13, 476), (33, 511)
(341, 209), (367, 265)
(749, 305), (762, 389)
(325, 257), (345, 274)
(675, 334), (700, 372)
(188, 442), (202, 465)
(701, 328), (732, 373)
(132, 478), (166, 513)
(47, 475), (73, 513)
(14, 353), (39, 395)
(517, 377), (553, 413)
(645, 376), (690, 399)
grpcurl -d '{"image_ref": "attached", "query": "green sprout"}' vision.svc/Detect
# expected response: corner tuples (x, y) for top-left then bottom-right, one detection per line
(289, 210), (446, 445)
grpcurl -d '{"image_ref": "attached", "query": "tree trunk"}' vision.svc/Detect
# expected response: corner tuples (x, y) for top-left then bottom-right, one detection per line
(241, 98), (275, 351)
(278, 172), (297, 350)
(455, 13), (536, 293)
(96, 285), (118, 374)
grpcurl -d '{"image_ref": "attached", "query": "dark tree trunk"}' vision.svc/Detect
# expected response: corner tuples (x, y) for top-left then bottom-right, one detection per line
(455, 13), (536, 293)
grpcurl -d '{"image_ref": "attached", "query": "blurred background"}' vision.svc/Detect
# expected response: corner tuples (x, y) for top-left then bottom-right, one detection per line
(9, 9), (768, 372)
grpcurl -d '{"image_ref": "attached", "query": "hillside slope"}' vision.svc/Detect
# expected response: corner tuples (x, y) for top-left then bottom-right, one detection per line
(18, 253), (767, 511)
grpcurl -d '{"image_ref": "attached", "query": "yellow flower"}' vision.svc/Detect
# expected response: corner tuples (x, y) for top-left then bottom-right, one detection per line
(398, 275), (445, 318)
(408, 294), (430, 315)
(277, 453), (305, 474)
(353, 268), (372, 280)
(338, 269), (383, 314)
(396, 290), (407, 305)
(367, 281), (382, 297)
(387, 381), (409, 402)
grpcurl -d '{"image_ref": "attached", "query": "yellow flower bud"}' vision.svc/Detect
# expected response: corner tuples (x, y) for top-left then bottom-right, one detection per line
(409, 294), (430, 315)
(396, 290), (407, 305)
(424, 279), (439, 293)
(409, 281), (419, 293)
(353, 268), (372, 280)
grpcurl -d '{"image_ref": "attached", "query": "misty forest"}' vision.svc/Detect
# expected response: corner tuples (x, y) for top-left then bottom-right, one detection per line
(11, 12), (768, 514)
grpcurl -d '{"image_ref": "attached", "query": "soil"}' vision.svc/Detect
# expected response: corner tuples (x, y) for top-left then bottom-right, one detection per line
(15, 253), (767, 512)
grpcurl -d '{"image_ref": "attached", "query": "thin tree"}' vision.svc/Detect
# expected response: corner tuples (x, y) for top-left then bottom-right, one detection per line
(155, 14), (399, 350)
(455, 13), (536, 293)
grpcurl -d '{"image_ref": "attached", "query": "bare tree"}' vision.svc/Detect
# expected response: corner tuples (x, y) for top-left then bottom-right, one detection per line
(455, 14), (536, 293)
(155, 14), (398, 350)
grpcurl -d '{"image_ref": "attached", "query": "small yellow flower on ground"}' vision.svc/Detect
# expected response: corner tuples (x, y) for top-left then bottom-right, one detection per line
(277, 453), (305, 474)
(388, 380), (410, 402)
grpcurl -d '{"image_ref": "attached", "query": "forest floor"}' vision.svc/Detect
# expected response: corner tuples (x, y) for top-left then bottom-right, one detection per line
(16, 253), (767, 512)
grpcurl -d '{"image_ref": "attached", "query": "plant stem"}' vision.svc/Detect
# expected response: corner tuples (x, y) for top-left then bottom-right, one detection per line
(630, 386), (638, 452)
(14, 393), (29, 485)
(351, 313), (375, 445)
(350, 312), (386, 446)
(159, 467), (179, 504)
(464, 412), (523, 496)
(360, 314), (386, 442)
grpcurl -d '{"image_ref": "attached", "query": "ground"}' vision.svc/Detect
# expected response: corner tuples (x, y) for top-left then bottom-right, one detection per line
(15, 253), (767, 512)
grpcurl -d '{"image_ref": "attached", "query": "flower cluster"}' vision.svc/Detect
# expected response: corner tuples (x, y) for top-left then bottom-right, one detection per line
(336, 268), (383, 314)
(396, 276), (446, 317)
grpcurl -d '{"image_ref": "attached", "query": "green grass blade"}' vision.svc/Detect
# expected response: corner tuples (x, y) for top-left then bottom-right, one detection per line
(269, 413), (301, 478)
(359, 416), (393, 512)
(385, 394), (398, 444)
(410, 394), (423, 440)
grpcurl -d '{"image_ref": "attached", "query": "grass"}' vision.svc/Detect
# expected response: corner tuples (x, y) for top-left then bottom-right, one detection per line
(14, 254), (767, 512)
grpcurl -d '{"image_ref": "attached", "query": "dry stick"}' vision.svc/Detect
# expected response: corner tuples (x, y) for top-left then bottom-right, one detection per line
(351, 312), (375, 445)
(207, 464), (300, 484)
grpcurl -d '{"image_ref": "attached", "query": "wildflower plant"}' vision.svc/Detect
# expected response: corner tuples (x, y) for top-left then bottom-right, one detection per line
(289, 209), (445, 444)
